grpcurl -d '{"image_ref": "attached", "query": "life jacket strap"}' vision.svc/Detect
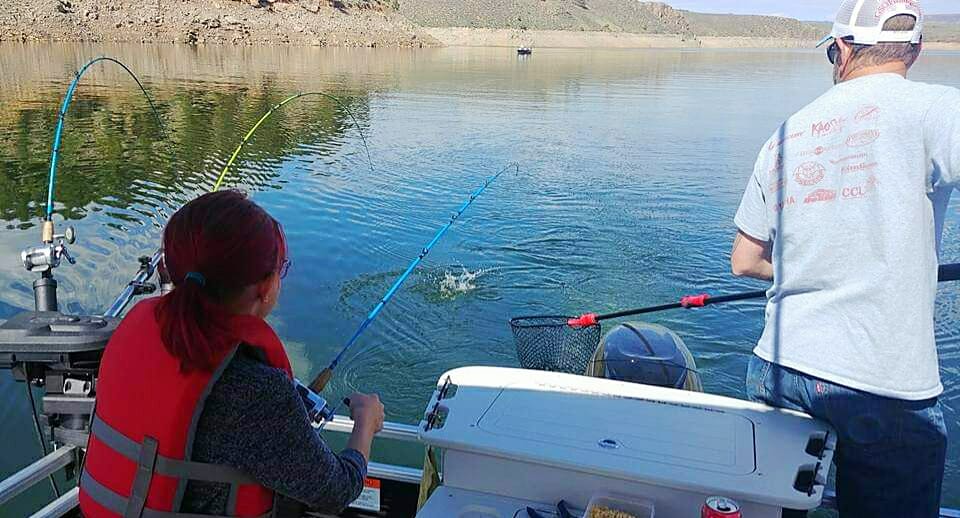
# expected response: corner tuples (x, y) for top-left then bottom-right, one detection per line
(125, 435), (158, 518)
(81, 471), (271, 518)
(90, 414), (257, 484)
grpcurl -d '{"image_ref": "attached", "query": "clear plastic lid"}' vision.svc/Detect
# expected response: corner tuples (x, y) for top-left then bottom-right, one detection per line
(585, 494), (655, 518)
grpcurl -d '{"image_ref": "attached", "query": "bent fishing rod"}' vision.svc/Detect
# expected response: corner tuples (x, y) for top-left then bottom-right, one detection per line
(18, 56), (168, 499)
(213, 91), (374, 191)
(23, 57), (168, 315)
(43, 57), (167, 233)
(308, 163), (519, 395)
(106, 91), (376, 317)
(566, 262), (960, 327)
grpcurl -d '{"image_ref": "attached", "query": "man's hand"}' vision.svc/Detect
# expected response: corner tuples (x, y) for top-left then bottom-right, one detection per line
(345, 392), (384, 461)
(731, 231), (774, 281)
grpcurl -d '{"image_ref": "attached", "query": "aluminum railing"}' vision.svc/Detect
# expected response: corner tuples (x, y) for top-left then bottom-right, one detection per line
(0, 446), (76, 508)
(0, 417), (423, 518)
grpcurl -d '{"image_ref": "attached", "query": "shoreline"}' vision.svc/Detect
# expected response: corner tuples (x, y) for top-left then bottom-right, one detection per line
(425, 28), (960, 50)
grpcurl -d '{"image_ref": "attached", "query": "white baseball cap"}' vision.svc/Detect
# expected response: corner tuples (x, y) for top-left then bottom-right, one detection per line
(817, 0), (924, 47)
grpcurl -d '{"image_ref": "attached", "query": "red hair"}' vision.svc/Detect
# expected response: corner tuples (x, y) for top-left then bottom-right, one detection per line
(156, 190), (286, 372)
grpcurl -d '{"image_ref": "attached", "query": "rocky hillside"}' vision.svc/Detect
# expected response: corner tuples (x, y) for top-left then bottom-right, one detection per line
(398, 0), (825, 40)
(0, 0), (956, 47)
(681, 11), (823, 39)
(0, 0), (434, 46)
(398, 0), (692, 35)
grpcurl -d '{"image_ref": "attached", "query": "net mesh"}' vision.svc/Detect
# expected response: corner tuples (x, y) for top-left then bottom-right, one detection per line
(510, 316), (602, 375)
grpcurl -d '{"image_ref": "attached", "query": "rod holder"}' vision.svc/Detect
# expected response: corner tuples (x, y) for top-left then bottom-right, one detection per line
(33, 275), (58, 313)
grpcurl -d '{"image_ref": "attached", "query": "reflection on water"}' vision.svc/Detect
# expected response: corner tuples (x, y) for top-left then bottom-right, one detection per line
(0, 43), (958, 513)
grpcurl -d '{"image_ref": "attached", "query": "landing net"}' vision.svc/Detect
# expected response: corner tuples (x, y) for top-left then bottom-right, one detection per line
(510, 316), (601, 375)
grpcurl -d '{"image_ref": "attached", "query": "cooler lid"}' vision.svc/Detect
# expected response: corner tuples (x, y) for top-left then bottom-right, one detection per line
(419, 367), (835, 510)
(477, 384), (756, 475)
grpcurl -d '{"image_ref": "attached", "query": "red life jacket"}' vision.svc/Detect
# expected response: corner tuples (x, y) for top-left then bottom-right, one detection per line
(79, 297), (293, 518)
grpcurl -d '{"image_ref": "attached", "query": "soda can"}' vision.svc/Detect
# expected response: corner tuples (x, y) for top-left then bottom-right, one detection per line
(701, 496), (742, 518)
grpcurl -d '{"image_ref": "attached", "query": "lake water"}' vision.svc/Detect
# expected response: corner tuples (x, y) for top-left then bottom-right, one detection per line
(0, 43), (958, 514)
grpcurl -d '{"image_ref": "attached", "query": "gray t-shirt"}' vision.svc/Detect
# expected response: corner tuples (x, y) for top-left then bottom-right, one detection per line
(735, 73), (959, 400)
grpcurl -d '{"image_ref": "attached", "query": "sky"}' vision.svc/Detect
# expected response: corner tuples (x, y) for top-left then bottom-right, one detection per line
(665, 0), (957, 21)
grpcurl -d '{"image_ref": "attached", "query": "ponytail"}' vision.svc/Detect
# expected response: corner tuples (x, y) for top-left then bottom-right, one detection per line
(156, 190), (286, 372)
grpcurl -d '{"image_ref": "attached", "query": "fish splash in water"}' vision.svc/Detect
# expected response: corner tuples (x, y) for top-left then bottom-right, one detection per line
(438, 267), (486, 299)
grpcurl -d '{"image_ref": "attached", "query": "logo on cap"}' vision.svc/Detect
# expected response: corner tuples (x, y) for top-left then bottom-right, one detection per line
(876, 0), (921, 17)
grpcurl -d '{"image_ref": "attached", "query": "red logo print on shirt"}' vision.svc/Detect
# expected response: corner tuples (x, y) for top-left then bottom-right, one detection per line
(855, 105), (880, 123)
(769, 131), (805, 151)
(800, 143), (843, 157)
(811, 117), (845, 138)
(769, 177), (785, 193)
(768, 152), (785, 174)
(794, 161), (826, 186)
(842, 162), (878, 174)
(774, 196), (796, 213)
(804, 189), (837, 204)
(842, 175), (881, 200)
(831, 153), (868, 165)
(846, 129), (881, 148)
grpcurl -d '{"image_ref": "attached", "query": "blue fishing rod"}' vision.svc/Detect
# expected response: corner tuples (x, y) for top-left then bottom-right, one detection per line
(44, 57), (167, 227)
(19, 56), (168, 499)
(26, 56), (168, 313)
(307, 163), (518, 397)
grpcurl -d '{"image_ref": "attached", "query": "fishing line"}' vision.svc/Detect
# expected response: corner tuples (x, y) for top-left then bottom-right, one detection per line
(308, 163), (519, 393)
(45, 57), (168, 221)
(212, 91), (375, 192)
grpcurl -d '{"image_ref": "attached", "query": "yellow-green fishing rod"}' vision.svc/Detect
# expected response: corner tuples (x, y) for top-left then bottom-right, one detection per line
(109, 91), (373, 315)
(213, 91), (374, 191)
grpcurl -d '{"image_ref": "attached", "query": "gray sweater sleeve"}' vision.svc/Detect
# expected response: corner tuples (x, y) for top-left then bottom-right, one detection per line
(184, 350), (367, 514)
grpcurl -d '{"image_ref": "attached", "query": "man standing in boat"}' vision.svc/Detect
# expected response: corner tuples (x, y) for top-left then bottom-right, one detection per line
(731, 0), (957, 516)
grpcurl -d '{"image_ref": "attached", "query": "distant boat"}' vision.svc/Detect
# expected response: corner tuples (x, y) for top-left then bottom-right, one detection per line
(517, 47), (533, 56)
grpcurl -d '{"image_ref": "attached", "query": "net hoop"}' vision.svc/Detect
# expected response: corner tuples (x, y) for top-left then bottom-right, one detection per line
(509, 315), (602, 375)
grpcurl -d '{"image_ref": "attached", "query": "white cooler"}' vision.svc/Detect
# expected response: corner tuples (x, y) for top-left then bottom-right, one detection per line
(416, 367), (836, 518)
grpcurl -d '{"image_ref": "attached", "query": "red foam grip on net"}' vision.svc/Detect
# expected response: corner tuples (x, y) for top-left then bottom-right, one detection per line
(568, 313), (598, 327)
(681, 294), (709, 308)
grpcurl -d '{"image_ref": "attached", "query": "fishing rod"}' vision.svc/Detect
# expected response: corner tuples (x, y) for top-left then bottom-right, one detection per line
(18, 56), (168, 500)
(307, 163), (519, 395)
(45, 57), (167, 225)
(566, 262), (960, 327)
(212, 91), (374, 191)
(103, 91), (375, 316)
(30, 57), (169, 312)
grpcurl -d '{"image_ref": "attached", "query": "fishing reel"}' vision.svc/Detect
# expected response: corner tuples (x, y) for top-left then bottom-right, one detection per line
(19, 221), (80, 313)
(21, 223), (77, 273)
(295, 379), (337, 430)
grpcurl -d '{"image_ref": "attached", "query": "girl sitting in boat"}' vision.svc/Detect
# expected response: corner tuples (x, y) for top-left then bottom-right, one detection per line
(79, 190), (384, 517)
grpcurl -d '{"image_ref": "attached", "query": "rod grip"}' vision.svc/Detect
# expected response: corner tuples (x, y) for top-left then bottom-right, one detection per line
(41, 221), (55, 243)
(309, 367), (334, 393)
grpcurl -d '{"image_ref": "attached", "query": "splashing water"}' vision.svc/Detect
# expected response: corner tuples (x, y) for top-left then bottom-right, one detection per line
(438, 267), (487, 299)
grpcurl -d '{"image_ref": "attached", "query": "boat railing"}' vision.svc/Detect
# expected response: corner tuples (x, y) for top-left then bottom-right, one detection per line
(4, 417), (959, 518)
(0, 416), (424, 518)
(0, 446), (79, 518)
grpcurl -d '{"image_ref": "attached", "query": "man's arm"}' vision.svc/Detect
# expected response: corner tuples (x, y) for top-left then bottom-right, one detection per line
(925, 88), (960, 189)
(731, 230), (773, 281)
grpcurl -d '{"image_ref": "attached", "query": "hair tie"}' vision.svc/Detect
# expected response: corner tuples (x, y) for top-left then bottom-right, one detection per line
(184, 271), (206, 287)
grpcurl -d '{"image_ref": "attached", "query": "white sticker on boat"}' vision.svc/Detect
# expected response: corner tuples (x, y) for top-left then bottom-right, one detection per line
(349, 478), (382, 513)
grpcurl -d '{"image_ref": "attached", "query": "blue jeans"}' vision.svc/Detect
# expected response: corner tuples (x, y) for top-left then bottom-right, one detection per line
(746, 356), (947, 518)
